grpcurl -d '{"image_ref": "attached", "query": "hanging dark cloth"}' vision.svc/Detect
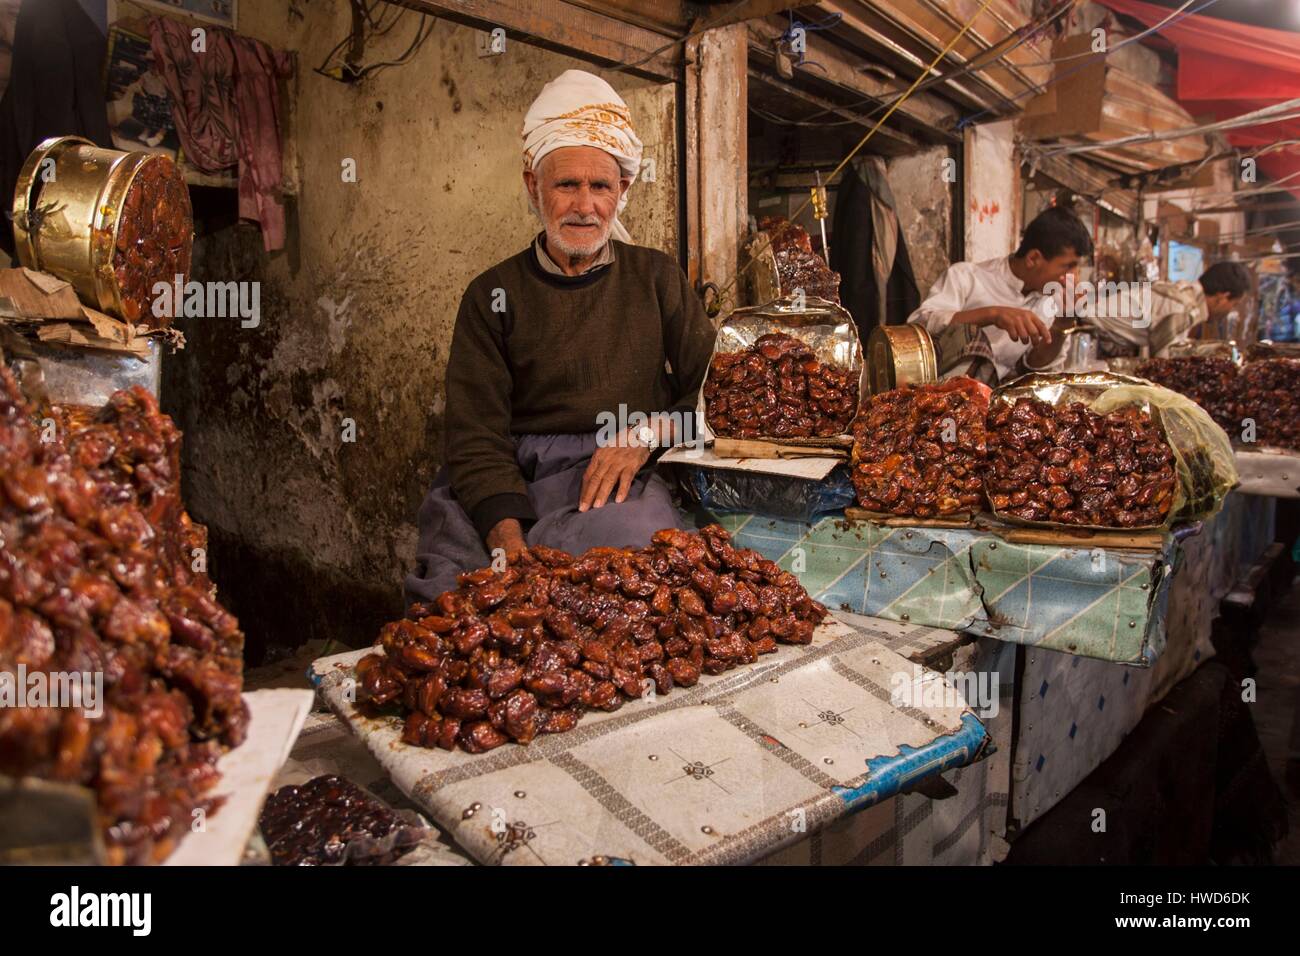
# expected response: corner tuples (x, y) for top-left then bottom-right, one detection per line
(829, 156), (921, 341)
(0, 0), (114, 258)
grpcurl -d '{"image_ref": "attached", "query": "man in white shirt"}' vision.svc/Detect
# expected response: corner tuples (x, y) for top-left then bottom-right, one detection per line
(907, 207), (1093, 384)
(1084, 261), (1253, 357)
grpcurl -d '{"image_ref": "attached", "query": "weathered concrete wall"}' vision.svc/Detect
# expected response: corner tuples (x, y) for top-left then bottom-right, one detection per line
(150, 1), (679, 660)
(885, 145), (954, 296)
(963, 119), (1020, 263)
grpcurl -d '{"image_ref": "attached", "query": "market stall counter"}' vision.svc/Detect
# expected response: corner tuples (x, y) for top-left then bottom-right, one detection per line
(308, 613), (994, 866)
(715, 513), (1174, 666)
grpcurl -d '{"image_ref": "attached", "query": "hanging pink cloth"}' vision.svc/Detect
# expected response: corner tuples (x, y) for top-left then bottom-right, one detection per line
(148, 17), (294, 251)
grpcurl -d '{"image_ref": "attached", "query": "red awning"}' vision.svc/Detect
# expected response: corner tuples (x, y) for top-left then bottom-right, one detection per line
(1097, 0), (1300, 199)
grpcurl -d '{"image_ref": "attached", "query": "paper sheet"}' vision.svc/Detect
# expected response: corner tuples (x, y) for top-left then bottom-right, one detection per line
(165, 688), (315, 866)
(660, 443), (840, 480)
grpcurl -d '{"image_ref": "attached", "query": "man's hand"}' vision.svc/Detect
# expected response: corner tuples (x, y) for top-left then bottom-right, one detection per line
(1024, 320), (1075, 370)
(485, 518), (527, 557)
(579, 429), (651, 512)
(956, 306), (1051, 346)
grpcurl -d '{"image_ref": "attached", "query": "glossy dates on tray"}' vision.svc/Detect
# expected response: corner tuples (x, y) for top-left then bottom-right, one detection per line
(356, 526), (828, 754)
(985, 396), (1176, 528)
(850, 379), (988, 517)
(1136, 357), (1242, 434)
(1241, 358), (1300, 451)
(757, 216), (841, 304)
(0, 371), (247, 865)
(258, 775), (416, 866)
(704, 332), (857, 439)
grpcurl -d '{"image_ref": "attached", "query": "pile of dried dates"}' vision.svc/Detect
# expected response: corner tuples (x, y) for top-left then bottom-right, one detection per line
(1241, 358), (1300, 451)
(1136, 356), (1300, 451)
(850, 379), (988, 517)
(986, 397), (1176, 527)
(1136, 357), (1242, 433)
(259, 775), (419, 866)
(758, 216), (841, 304)
(0, 370), (247, 864)
(704, 332), (858, 439)
(112, 154), (193, 328)
(356, 525), (828, 754)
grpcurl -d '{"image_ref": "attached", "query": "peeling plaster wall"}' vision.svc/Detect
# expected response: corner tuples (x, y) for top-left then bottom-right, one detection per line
(885, 146), (954, 297)
(157, 2), (679, 661)
(963, 119), (1020, 262)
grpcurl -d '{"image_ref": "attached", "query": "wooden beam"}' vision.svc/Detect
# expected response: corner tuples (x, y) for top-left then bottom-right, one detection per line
(747, 67), (920, 153)
(753, 170), (846, 189)
(891, 0), (1054, 92)
(1027, 151), (1137, 221)
(694, 0), (808, 30)
(684, 34), (702, 285)
(844, 0), (1050, 103)
(815, 1), (1037, 113)
(561, 0), (809, 36)
(564, 0), (689, 35)
(694, 23), (748, 298)
(747, 17), (958, 133)
(394, 0), (680, 80)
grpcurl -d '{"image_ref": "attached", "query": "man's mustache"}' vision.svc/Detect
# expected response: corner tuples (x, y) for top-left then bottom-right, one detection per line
(560, 215), (603, 226)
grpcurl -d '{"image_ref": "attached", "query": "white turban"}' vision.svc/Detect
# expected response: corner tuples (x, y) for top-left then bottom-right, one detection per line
(522, 69), (643, 243)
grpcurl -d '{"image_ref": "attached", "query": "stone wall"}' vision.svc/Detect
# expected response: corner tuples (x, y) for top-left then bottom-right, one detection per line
(145, 1), (679, 660)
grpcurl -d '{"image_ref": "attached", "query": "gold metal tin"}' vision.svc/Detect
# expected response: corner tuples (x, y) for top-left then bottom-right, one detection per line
(866, 324), (937, 394)
(11, 135), (189, 321)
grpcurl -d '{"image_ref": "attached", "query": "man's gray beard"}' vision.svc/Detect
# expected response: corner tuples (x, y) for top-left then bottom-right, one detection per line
(545, 218), (612, 260)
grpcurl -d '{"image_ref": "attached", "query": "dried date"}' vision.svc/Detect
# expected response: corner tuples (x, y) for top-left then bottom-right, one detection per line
(704, 332), (857, 439)
(1240, 358), (1300, 451)
(757, 216), (841, 304)
(112, 155), (193, 329)
(356, 525), (827, 753)
(1137, 357), (1242, 433)
(986, 396), (1175, 528)
(0, 371), (248, 865)
(259, 775), (418, 866)
(850, 378), (988, 517)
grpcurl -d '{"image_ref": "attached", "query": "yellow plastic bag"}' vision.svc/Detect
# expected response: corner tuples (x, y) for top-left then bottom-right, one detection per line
(1091, 383), (1239, 524)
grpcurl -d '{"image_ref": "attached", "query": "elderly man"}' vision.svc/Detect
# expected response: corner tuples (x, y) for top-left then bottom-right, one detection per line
(405, 70), (716, 604)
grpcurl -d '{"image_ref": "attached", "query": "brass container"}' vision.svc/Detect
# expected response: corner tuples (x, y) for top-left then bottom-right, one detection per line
(11, 136), (192, 322)
(866, 324), (937, 394)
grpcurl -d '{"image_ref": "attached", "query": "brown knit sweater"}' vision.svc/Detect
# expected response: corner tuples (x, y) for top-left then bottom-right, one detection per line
(444, 237), (716, 537)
